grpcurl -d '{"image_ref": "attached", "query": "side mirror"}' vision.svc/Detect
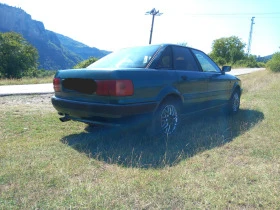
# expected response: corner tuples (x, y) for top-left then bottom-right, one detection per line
(221, 66), (231, 74)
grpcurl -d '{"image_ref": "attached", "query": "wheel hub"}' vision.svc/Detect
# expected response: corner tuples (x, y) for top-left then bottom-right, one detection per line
(161, 105), (178, 134)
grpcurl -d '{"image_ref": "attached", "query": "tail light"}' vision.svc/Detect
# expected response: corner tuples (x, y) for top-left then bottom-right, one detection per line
(53, 78), (61, 92)
(96, 80), (133, 96)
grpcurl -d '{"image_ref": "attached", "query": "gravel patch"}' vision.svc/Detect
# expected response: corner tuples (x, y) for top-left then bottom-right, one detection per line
(0, 94), (53, 106)
(0, 94), (55, 114)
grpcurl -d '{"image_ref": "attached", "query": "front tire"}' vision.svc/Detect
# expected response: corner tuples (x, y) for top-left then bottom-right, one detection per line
(228, 90), (240, 114)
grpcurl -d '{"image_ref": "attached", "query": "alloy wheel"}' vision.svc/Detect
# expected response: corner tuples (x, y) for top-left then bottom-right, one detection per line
(160, 104), (178, 135)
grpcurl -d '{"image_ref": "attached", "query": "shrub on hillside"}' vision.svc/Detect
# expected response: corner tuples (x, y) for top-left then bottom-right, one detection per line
(74, 57), (98, 69)
(266, 52), (280, 72)
(232, 55), (265, 68)
(234, 60), (265, 68)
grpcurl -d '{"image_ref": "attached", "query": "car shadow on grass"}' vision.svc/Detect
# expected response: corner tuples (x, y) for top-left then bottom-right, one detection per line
(61, 109), (264, 169)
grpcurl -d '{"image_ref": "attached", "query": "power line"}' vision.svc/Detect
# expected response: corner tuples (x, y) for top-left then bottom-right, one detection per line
(185, 12), (280, 16)
(161, 11), (280, 18)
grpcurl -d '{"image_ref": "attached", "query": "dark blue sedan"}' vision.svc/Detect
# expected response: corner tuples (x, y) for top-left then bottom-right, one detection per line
(52, 44), (242, 135)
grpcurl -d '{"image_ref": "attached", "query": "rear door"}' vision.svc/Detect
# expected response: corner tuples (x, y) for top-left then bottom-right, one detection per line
(170, 46), (209, 112)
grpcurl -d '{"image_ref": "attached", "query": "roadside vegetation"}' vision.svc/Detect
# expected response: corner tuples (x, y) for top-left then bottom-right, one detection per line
(0, 70), (55, 85)
(73, 57), (98, 69)
(209, 36), (266, 68)
(0, 70), (279, 209)
(0, 32), (38, 79)
(266, 52), (280, 72)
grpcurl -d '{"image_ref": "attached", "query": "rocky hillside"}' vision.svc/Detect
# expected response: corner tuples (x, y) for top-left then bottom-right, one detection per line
(0, 3), (110, 70)
(54, 33), (109, 60)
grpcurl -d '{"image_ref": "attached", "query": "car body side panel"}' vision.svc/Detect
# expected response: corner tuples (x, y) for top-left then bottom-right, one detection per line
(174, 70), (210, 112)
(203, 72), (234, 106)
(175, 71), (208, 102)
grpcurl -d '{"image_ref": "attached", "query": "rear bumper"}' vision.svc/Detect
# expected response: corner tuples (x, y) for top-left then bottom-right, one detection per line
(51, 96), (158, 125)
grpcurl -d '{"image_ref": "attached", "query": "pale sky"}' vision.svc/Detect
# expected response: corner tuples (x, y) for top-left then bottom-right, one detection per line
(1, 0), (280, 56)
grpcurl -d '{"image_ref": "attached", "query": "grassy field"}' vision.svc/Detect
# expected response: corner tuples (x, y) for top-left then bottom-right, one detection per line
(0, 76), (54, 86)
(0, 70), (279, 209)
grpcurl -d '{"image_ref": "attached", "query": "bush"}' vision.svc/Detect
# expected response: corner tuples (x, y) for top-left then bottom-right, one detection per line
(257, 62), (266, 68)
(232, 55), (265, 68)
(74, 57), (98, 69)
(266, 52), (280, 72)
(22, 69), (56, 78)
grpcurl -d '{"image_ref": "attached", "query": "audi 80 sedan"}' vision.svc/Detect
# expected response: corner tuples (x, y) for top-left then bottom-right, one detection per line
(51, 44), (242, 135)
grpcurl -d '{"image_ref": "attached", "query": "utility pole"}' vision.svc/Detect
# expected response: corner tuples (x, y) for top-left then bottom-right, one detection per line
(145, 8), (163, 44)
(247, 17), (255, 56)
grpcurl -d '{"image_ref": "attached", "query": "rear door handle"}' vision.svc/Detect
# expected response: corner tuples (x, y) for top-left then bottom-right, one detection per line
(181, 75), (188, 80)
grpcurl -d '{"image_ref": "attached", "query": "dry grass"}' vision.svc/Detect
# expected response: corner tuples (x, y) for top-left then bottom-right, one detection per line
(0, 76), (53, 86)
(0, 70), (279, 209)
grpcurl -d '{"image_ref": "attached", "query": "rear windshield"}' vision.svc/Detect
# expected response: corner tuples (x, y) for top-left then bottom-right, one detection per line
(87, 45), (160, 69)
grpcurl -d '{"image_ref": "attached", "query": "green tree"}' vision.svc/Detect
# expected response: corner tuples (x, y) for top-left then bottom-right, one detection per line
(266, 52), (280, 72)
(0, 32), (38, 78)
(73, 57), (98, 69)
(209, 36), (246, 65)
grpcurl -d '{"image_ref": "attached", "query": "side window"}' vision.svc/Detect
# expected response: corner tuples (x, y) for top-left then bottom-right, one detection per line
(156, 46), (173, 69)
(172, 46), (198, 71)
(192, 49), (221, 73)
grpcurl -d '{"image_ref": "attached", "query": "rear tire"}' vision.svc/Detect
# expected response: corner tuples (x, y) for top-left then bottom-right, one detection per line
(151, 99), (180, 136)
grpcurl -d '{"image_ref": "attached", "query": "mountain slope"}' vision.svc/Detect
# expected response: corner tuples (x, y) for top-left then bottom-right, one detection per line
(55, 33), (110, 60)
